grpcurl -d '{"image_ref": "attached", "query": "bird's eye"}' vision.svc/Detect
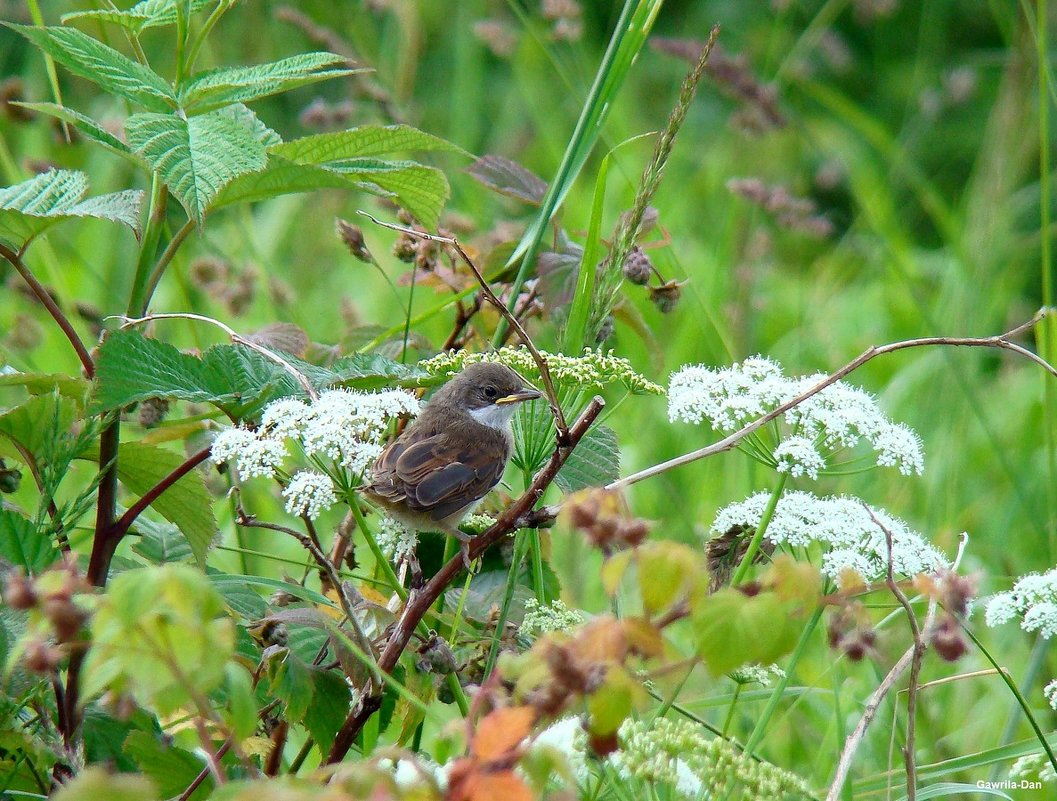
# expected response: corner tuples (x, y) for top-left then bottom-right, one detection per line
(484, 385), (498, 399)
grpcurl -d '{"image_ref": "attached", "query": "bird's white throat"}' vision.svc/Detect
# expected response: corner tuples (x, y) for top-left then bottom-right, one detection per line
(468, 402), (519, 431)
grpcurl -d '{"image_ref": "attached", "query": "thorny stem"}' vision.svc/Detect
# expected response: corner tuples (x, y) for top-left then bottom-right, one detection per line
(325, 396), (605, 764)
(0, 243), (95, 378)
(358, 211), (569, 435)
(609, 308), (1057, 489)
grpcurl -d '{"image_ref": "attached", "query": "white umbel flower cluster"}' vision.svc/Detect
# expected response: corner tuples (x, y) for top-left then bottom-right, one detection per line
(668, 356), (924, 477)
(1045, 679), (1057, 712)
(281, 471), (338, 520)
(375, 515), (419, 561)
(711, 491), (947, 586)
(518, 598), (586, 638)
(212, 388), (419, 481)
(985, 567), (1057, 639)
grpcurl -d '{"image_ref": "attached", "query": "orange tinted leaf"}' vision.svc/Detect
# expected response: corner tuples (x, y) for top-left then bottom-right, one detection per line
(466, 771), (534, 801)
(577, 616), (628, 663)
(472, 705), (536, 760)
(622, 617), (664, 658)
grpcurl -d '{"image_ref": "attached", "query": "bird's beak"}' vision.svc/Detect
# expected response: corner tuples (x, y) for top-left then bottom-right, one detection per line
(494, 387), (543, 405)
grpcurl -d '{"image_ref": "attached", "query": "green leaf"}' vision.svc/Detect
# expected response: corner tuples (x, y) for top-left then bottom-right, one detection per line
(51, 767), (159, 801)
(180, 52), (357, 114)
(224, 663), (258, 741)
(115, 442), (217, 567)
(12, 103), (140, 164)
(303, 668), (351, 754)
(124, 731), (212, 801)
(271, 124), (471, 163)
(62, 0), (215, 33)
(209, 573), (334, 609)
(331, 158), (449, 230)
(0, 170), (143, 247)
(0, 369), (90, 403)
(693, 588), (800, 675)
(0, 509), (59, 574)
(126, 109), (268, 223)
(91, 329), (428, 418)
(265, 647), (314, 721)
(637, 542), (697, 615)
(129, 516), (194, 564)
(8, 24), (175, 112)
(554, 425), (620, 493)
(211, 155), (352, 208)
(0, 393), (79, 463)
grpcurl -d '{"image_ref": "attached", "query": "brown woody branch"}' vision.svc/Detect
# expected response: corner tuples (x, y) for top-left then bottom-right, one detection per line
(325, 395), (605, 763)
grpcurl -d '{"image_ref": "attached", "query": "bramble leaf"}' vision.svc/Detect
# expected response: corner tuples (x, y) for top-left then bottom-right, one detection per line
(8, 24), (175, 112)
(124, 731), (212, 801)
(555, 425), (620, 493)
(466, 155), (548, 204)
(0, 509), (59, 574)
(270, 125), (471, 163)
(0, 170), (143, 247)
(115, 442), (217, 567)
(13, 103), (140, 164)
(179, 52), (358, 114)
(126, 109), (268, 223)
(62, 0), (215, 33)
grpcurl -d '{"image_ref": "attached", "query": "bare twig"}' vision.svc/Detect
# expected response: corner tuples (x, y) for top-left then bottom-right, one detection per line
(872, 506), (926, 801)
(610, 309), (1057, 489)
(325, 396), (605, 763)
(0, 242), (95, 378)
(358, 211), (569, 435)
(113, 312), (319, 400)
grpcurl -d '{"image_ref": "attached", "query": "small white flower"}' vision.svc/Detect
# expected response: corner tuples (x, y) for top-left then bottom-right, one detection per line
(1045, 679), (1057, 711)
(211, 427), (286, 478)
(773, 436), (825, 479)
(519, 598), (586, 638)
(530, 717), (589, 783)
(712, 491), (947, 582)
(729, 663), (784, 686)
(376, 515), (418, 561)
(986, 568), (1057, 639)
(299, 388), (416, 475)
(669, 358), (924, 477)
(282, 471), (337, 519)
(260, 397), (309, 440)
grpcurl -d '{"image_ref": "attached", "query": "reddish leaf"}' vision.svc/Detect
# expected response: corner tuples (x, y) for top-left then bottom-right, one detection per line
(465, 155), (547, 204)
(471, 705), (536, 761)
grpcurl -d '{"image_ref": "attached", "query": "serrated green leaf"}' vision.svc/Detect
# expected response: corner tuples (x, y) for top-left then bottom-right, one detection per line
(180, 52), (357, 114)
(8, 24), (175, 112)
(124, 731), (212, 801)
(303, 668), (351, 754)
(554, 425), (619, 493)
(224, 663), (258, 741)
(115, 442), (217, 567)
(62, 0), (214, 33)
(51, 768), (158, 801)
(266, 648), (314, 721)
(91, 329), (429, 418)
(0, 509), (59, 574)
(12, 103), (140, 163)
(129, 516), (194, 564)
(271, 124), (471, 163)
(126, 109), (267, 222)
(211, 155), (352, 208)
(331, 158), (449, 230)
(0, 393), (79, 459)
(693, 588), (800, 675)
(0, 170), (144, 247)
(209, 573), (334, 609)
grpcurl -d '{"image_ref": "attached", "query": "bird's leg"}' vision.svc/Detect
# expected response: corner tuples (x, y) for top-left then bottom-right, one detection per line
(446, 527), (475, 572)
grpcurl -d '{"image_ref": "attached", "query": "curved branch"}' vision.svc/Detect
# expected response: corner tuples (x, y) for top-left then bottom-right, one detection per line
(609, 308), (1057, 489)
(0, 242), (95, 378)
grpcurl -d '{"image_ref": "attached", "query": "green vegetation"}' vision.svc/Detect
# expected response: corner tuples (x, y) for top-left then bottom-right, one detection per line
(0, 1), (1055, 800)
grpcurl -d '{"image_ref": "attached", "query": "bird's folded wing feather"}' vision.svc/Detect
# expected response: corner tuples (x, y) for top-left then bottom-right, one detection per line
(371, 431), (505, 521)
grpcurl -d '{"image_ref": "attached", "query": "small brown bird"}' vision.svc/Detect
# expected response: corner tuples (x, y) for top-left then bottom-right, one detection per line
(363, 362), (542, 565)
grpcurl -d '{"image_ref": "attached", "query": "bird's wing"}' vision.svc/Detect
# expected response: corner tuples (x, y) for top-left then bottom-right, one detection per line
(369, 428), (505, 522)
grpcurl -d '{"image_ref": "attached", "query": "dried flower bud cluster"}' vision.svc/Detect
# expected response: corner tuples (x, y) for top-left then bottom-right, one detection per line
(188, 256), (258, 315)
(827, 606), (877, 662)
(565, 489), (650, 552)
(298, 97), (356, 130)
(542, 0), (583, 41)
(0, 457), (22, 493)
(726, 177), (833, 238)
(472, 19), (519, 58)
(929, 615), (967, 662)
(4, 558), (91, 674)
(336, 218), (374, 263)
(136, 397), (170, 429)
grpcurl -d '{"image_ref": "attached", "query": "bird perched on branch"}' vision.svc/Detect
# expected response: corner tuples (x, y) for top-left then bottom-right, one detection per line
(363, 362), (542, 566)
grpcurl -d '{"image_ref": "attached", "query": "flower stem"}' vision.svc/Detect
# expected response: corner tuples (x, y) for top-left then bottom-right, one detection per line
(348, 499), (407, 602)
(743, 605), (823, 755)
(730, 473), (788, 586)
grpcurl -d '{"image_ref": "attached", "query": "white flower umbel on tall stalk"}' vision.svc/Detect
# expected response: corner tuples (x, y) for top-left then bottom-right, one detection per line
(211, 387), (420, 513)
(711, 491), (948, 587)
(668, 356), (924, 478)
(985, 567), (1057, 639)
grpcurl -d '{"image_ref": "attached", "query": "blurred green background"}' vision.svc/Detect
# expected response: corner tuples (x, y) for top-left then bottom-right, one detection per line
(1, 0), (1054, 790)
